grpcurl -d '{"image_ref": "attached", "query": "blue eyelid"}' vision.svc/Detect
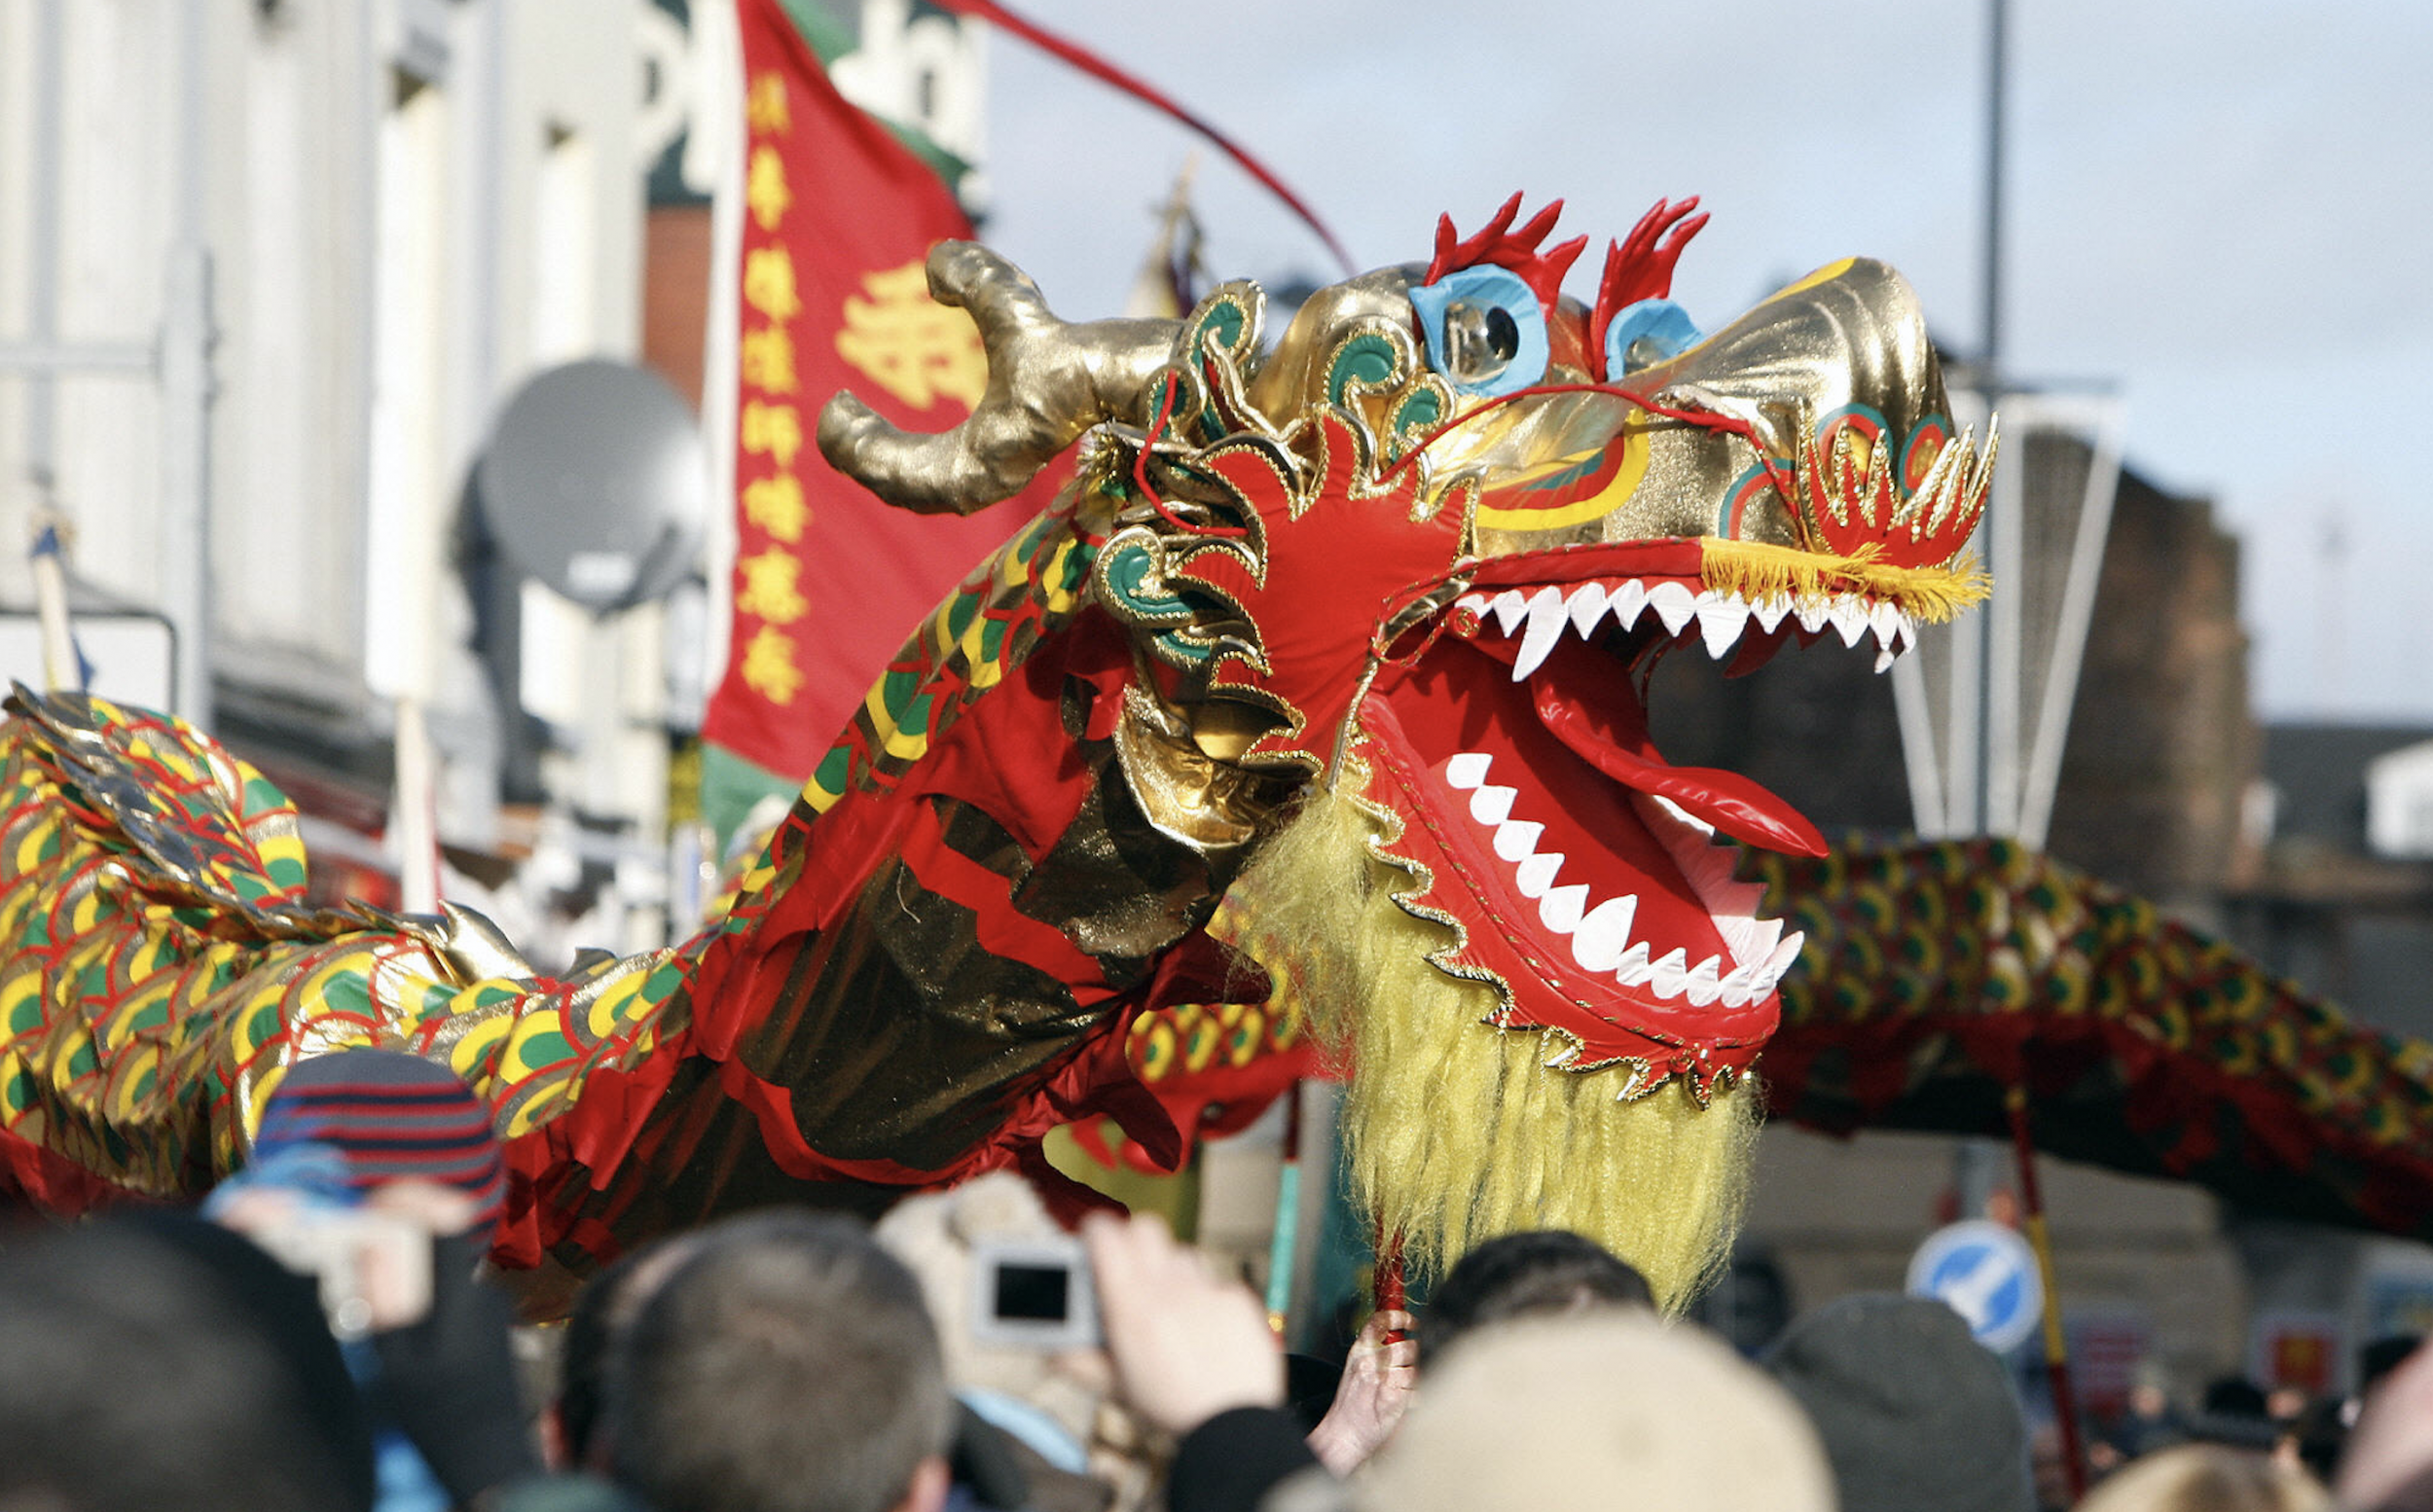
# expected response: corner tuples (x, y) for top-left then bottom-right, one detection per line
(1410, 265), (1550, 399)
(1602, 298), (1702, 378)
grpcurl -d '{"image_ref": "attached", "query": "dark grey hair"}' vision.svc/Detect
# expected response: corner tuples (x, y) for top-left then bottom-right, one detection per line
(608, 1209), (951, 1512)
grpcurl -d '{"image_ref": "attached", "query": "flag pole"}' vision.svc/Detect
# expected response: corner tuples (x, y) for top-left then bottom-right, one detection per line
(29, 516), (82, 694)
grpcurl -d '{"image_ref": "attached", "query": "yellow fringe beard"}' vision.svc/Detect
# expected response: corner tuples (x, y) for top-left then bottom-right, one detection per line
(1228, 779), (1760, 1315)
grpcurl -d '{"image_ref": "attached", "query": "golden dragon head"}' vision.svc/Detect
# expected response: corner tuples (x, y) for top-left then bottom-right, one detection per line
(819, 198), (1990, 1297)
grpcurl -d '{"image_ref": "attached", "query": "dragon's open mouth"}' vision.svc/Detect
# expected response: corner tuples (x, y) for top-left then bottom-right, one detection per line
(1349, 542), (1911, 1093)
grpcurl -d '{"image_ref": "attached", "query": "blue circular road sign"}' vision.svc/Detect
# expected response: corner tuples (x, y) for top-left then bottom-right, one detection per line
(1906, 1219), (2044, 1354)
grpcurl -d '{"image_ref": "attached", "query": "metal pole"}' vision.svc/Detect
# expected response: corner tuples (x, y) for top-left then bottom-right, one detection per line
(1981, 0), (2008, 381)
(1984, 431), (2026, 836)
(469, 0), (506, 418)
(392, 695), (442, 915)
(160, 245), (214, 731)
(1947, 0), (2013, 1228)
(1974, 0), (2010, 833)
(1891, 653), (1948, 838)
(160, 0), (214, 730)
(24, 0), (64, 499)
(30, 523), (81, 692)
(2017, 398), (2126, 849)
(1947, 551), (1986, 834)
(0, 344), (153, 373)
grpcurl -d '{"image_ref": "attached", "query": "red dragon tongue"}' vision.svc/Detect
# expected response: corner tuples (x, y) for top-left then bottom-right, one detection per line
(1534, 671), (1828, 858)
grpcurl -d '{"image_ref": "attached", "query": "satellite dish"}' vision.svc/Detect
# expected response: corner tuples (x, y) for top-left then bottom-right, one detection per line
(476, 360), (708, 613)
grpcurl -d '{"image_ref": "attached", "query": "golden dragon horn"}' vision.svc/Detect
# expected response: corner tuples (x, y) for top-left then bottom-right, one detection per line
(815, 240), (1182, 515)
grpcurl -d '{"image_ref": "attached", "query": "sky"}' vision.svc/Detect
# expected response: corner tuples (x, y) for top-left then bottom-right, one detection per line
(969, 0), (2433, 725)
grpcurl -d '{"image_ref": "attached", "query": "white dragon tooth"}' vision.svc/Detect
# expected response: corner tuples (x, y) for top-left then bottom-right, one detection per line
(1795, 597), (1830, 633)
(1685, 954), (1725, 1006)
(1895, 615), (1917, 655)
(1642, 792), (1717, 839)
(1570, 896), (1638, 973)
(1752, 594), (1793, 634)
(1869, 601), (1905, 672)
(1678, 841), (1738, 900)
(1539, 882), (1589, 934)
(1829, 596), (1870, 648)
(1689, 864), (1739, 917)
(1705, 876), (1767, 922)
(1615, 941), (1652, 987)
(1490, 588), (1529, 634)
(1511, 586), (1571, 681)
(1469, 783), (1516, 826)
(1694, 841), (1740, 884)
(1493, 819), (1544, 863)
(1513, 850), (1564, 899)
(1609, 580), (1650, 630)
(1444, 752), (1493, 790)
(1714, 913), (1757, 962)
(1453, 593), (1488, 619)
(1754, 931), (1806, 992)
(1648, 581), (1699, 635)
(1696, 595), (1753, 660)
(1648, 948), (1689, 999)
(1740, 916), (1785, 969)
(1567, 581), (1611, 638)
(1720, 960), (1759, 1008)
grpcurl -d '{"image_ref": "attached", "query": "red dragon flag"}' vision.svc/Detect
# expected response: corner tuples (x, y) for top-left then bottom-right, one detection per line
(704, 0), (1031, 813)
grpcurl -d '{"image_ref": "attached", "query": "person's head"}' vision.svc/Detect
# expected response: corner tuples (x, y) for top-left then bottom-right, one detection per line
(553, 1232), (710, 1470)
(607, 1209), (952, 1512)
(1417, 1229), (1653, 1364)
(2129, 1360), (2174, 1420)
(0, 1211), (375, 1512)
(1763, 1293), (2033, 1512)
(251, 1048), (507, 1233)
(2190, 1377), (2282, 1452)
(2079, 1445), (2330, 1512)
(1357, 1311), (1831, 1512)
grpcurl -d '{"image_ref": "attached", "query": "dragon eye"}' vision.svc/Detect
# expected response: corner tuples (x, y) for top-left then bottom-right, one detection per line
(1410, 265), (1549, 400)
(1483, 305), (1520, 360)
(1600, 297), (1703, 378)
(1441, 301), (1521, 385)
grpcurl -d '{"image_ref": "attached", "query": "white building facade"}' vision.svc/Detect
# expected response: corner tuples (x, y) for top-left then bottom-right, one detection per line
(0, 0), (667, 932)
(0, 0), (992, 954)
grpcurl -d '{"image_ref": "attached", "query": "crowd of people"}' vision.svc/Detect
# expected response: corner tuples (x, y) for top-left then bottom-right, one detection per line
(4, 1049), (2431, 1512)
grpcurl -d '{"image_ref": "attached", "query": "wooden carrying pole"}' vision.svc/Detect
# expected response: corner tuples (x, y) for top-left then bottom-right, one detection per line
(1263, 1080), (1302, 1334)
(2006, 1084), (2088, 1502)
(1374, 1225), (1407, 1312)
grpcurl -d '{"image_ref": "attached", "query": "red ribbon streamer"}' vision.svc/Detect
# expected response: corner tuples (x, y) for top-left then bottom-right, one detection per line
(926, 0), (1358, 276)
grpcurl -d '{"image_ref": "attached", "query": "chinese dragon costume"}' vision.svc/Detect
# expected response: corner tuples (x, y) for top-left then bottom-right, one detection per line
(0, 198), (1996, 1310)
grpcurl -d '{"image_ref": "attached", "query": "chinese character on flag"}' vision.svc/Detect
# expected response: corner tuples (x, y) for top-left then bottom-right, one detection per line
(704, 0), (1041, 817)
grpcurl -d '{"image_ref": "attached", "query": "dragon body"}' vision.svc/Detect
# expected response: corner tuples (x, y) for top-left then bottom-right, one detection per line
(0, 201), (1995, 1306)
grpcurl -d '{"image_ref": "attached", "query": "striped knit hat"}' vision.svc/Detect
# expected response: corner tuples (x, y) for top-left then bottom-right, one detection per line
(254, 1049), (506, 1230)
